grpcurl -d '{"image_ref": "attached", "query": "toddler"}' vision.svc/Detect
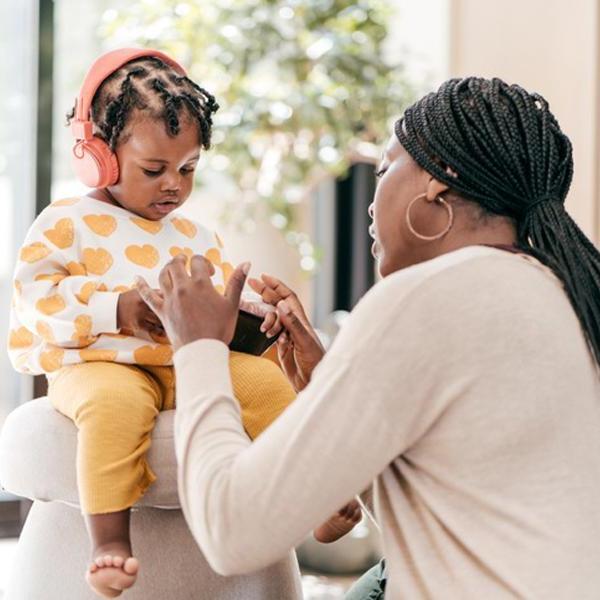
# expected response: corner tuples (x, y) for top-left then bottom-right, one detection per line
(8, 48), (359, 598)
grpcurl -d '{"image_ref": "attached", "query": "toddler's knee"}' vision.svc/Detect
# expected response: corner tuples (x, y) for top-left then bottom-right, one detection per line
(74, 383), (156, 424)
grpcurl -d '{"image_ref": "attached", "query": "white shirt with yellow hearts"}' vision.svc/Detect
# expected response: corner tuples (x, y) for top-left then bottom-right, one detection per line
(8, 196), (232, 375)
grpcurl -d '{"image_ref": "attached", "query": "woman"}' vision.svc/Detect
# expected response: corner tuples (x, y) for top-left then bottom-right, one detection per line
(138, 77), (600, 599)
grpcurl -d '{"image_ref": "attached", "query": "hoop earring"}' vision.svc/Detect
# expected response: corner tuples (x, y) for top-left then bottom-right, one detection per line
(405, 193), (454, 241)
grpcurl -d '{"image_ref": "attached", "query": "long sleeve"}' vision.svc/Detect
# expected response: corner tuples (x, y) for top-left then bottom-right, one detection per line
(8, 197), (230, 374)
(173, 261), (462, 576)
(176, 247), (600, 599)
(12, 207), (120, 348)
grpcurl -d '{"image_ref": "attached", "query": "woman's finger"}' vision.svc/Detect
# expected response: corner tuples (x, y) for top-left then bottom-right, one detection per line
(277, 334), (296, 377)
(261, 274), (295, 301)
(247, 277), (265, 295)
(189, 254), (215, 282)
(158, 262), (173, 293)
(277, 332), (291, 360)
(248, 277), (283, 306)
(224, 263), (250, 309)
(262, 273), (314, 330)
(276, 300), (312, 348)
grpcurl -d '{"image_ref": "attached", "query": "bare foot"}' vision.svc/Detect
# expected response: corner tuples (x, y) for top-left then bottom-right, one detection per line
(85, 543), (139, 598)
(313, 499), (362, 543)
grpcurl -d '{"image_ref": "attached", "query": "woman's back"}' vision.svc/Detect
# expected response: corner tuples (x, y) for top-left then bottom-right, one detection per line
(333, 245), (600, 599)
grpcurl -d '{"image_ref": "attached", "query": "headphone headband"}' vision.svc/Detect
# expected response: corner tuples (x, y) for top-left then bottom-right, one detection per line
(72, 47), (187, 138)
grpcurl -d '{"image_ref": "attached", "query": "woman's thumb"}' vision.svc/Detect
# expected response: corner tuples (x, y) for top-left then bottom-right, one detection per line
(224, 262), (251, 308)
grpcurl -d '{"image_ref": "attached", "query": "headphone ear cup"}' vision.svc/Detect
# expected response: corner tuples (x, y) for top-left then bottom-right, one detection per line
(72, 137), (119, 188)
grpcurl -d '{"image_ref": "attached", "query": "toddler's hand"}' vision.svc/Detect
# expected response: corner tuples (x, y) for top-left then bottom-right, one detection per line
(239, 298), (282, 339)
(117, 289), (166, 342)
(313, 499), (363, 544)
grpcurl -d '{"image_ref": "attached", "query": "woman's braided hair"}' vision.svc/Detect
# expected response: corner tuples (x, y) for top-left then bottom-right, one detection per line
(396, 77), (600, 366)
(67, 56), (219, 150)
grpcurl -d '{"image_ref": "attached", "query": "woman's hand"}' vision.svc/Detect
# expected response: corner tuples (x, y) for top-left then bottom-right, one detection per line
(248, 274), (325, 392)
(136, 254), (249, 352)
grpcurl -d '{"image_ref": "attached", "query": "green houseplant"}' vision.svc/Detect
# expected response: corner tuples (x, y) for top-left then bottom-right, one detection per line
(99, 0), (415, 269)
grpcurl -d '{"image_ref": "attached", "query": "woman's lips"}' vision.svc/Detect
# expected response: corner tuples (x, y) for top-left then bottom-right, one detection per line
(371, 240), (380, 259)
(368, 223), (380, 258)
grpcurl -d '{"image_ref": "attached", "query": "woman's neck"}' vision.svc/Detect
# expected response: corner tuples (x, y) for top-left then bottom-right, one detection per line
(435, 216), (518, 256)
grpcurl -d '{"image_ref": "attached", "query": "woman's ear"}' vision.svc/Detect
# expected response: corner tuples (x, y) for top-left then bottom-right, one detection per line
(426, 177), (450, 201)
(425, 165), (456, 200)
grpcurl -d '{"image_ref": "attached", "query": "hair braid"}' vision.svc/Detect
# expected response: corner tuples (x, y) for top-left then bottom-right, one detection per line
(100, 69), (145, 149)
(66, 55), (219, 151)
(396, 76), (600, 366)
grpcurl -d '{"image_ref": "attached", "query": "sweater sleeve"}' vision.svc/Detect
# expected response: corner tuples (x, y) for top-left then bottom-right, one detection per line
(12, 207), (120, 347)
(173, 267), (465, 576)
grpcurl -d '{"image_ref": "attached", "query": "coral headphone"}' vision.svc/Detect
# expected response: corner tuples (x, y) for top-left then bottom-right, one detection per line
(71, 47), (187, 188)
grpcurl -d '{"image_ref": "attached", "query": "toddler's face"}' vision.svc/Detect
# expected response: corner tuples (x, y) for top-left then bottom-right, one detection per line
(106, 115), (201, 221)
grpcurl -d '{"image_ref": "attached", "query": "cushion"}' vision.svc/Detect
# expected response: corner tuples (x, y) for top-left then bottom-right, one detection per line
(0, 397), (179, 509)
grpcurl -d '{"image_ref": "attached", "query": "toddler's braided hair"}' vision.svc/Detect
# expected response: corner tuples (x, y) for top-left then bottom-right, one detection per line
(396, 77), (600, 366)
(67, 56), (219, 150)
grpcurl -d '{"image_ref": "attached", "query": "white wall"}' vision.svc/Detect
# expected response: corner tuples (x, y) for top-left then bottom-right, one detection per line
(449, 0), (600, 241)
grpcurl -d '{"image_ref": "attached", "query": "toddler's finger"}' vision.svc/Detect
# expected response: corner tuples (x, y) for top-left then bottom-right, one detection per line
(136, 277), (164, 314)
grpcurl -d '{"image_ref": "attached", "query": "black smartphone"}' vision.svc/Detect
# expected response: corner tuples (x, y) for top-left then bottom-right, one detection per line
(229, 309), (281, 356)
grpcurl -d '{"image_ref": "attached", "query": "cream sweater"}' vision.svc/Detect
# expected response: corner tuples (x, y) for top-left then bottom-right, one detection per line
(174, 246), (600, 599)
(8, 196), (229, 374)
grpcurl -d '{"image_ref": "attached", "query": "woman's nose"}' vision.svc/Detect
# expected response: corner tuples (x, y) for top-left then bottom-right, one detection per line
(368, 203), (374, 218)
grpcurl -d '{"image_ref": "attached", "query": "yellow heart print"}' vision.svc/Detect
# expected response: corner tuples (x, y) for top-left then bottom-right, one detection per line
(44, 218), (74, 249)
(83, 214), (117, 237)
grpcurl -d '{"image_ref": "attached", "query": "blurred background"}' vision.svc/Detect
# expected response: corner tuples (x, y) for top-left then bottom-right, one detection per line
(1, 0), (599, 597)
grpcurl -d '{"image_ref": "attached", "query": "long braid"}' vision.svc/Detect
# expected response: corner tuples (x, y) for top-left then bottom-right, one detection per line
(396, 77), (600, 366)
(101, 67), (147, 148)
(66, 56), (219, 151)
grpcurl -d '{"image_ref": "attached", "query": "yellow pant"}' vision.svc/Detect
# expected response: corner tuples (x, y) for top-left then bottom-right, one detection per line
(48, 352), (295, 514)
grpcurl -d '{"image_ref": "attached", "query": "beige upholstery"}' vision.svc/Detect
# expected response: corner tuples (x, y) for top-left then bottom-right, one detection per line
(0, 398), (303, 599)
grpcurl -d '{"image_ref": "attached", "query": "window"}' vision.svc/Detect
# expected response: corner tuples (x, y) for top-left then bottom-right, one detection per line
(0, 0), (37, 426)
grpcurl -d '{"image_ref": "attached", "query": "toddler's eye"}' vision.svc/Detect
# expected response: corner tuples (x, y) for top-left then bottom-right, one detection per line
(180, 167), (195, 175)
(142, 168), (163, 178)
(374, 168), (387, 179)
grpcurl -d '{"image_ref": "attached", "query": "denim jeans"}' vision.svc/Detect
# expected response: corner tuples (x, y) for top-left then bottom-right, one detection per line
(344, 559), (387, 600)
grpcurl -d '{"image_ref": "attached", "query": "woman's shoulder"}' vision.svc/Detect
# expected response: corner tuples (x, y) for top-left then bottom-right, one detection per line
(332, 245), (573, 371)
(355, 245), (563, 325)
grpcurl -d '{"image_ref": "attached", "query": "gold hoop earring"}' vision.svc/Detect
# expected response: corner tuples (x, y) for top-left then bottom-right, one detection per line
(405, 193), (454, 241)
